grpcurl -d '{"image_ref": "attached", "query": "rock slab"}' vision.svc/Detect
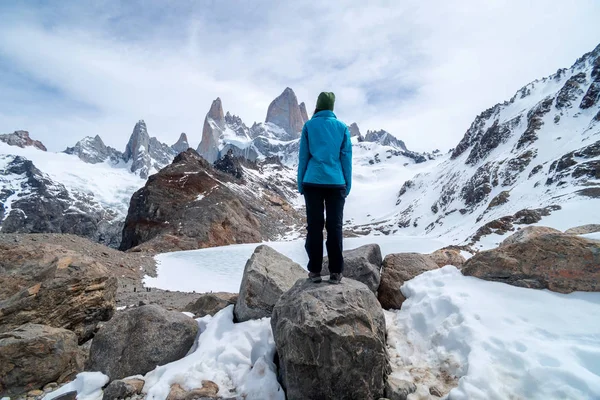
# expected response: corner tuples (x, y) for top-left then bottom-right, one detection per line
(322, 243), (382, 293)
(500, 226), (562, 247)
(88, 304), (198, 380)
(377, 253), (439, 309)
(235, 245), (306, 322)
(184, 292), (238, 318)
(271, 278), (389, 400)
(428, 248), (466, 268)
(463, 234), (600, 293)
(0, 324), (85, 397)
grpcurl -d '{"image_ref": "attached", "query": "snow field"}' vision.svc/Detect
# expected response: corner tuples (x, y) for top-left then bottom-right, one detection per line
(387, 266), (600, 400)
(43, 372), (108, 400)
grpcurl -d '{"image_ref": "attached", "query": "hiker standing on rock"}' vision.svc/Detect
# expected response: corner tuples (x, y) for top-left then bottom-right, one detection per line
(297, 92), (352, 284)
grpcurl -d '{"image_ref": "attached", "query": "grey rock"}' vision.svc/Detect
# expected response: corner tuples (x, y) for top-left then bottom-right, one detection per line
(299, 102), (309, 124)
(64, 135), (123, 164)
(384, 377), (417, 400)
(565, 224), (600, 235)
(0, 130), (47, 151)
(197, 98), (225, 164)
(364, 129), (407, 150)
(184, 292), (238, 318)
(123, 120), (175, 179)
(500, 226), (562, 247)
(102, 379), (144, 400)
(172, 133), (190, 154)
(348, 122), (362, 140)
(378, 253), (439, 309)
(88, 305), (198, 380)
(0, 324), (85, 398)
(235, 245), (306, 322)
(271, 278), (389, 400)
(428, 248), (466, 268)
(322, 244), (382, 293)
(265, 87), (304, 140)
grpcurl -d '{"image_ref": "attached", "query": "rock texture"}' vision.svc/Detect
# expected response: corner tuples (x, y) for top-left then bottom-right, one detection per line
(0, 324), (85, 398)
(322, 244), (382, 293)
(0, 130), (47, 151)
(166, 381), (219, 400)
(348, 122), (362, 139)
(88, 304), (198, 380)
(378, 253), (439, 309)
(271, 278), (389, 400)
(120, 149), (301, 252)
(265, 87), (305, 140)
(364, 130), (407, 150)
(299, 102), (309, 124)
(0, 155), (123, 248)
(123, 120), (176, 179)
(172, 133), (190, 154)
(198, 98), (226, 164)
(102, 378), (145, 400)
(462, 234), (600, 293)
(384, 377), (417, 400)
(184, 292), (238, 318)
(235, 245), (306, 322)
(565, 224), (600, 235)
(64, 135), (123, 164)
(428, 248), (466, 268)
(500, 226), (562, 247)
(0, 243), (117, 343)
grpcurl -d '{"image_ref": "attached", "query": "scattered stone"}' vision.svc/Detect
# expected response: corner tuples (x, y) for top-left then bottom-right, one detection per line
(500, 226), (562, 247)
(384, 377), (417, 400)
(428, 248), (466, 268)
(378, 253), (439, 309)
(272, 278), (389, 400)
(27, 390), (44, 397)
(166, 381), (219, 400)
(322, 244), (382, 293)
(463, 234), (600, 293)
(43, 383), (58, 393)
(565, 224), (600, 235)
(88, 305), (198, 380)
(184, 292), (238, 318)
(102, 378), (145, 400)
(429, 385), (444, 397)
(0, 324), (85, 398)
(235, 245), (306, 322)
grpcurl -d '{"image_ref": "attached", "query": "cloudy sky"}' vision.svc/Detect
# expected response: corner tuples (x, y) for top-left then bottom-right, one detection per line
(1, 1), (599, 152)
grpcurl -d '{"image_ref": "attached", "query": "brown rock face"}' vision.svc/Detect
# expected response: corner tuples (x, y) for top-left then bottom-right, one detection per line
(429, 248), (466, 268)
(0, 324), (85, 397)
(0, 130), (47, 151)
(299, 102), (309, 124)
(377, 253), (439, 309)
(0, 243), (117, 343)
(120, 149), (301, 252)
(462, 234), (600, 293)
(265, 87), (304, 139)
(197, 98), (225, 163)
(500, 226), (562, 247)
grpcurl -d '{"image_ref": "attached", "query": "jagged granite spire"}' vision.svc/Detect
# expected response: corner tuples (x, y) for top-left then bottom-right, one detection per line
(64, 134), (123, 164)
(265, 87), (304, 140)
(198, 98), (225, 163)
(172, 133), (190, 154)
(348, 123), (362, 139)
(299, 102), (309, 124)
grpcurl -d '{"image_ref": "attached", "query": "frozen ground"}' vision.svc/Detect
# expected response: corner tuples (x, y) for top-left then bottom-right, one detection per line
(387, 266), (600, 400)
(143, 234), (448, 293)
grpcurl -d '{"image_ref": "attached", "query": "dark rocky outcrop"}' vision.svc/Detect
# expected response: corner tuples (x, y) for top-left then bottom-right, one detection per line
(0, 130), (47, 151)
(184, 292), (238, 318)
(0, 156), (123, 248)
(364, 129), (407, 150)
(462, 234), (600, 293)
(0, 243), (117, 343)
(516, 96), (553, 150)
(120, 149), (301, 252)
(378, 253), (439, 309)
(64, 135), (123, 164)
(235, 245), (306, 322)
(88, 305), (198, 380)
(271, 278), (389, 400)
(102, 378), (145, 400)
(348, 122), (362, 140)
(555, 72), (587, 110)
(172, 133), (190, 154)
(0, 324), (85, 398)
(322, 244), (382, 293)
(265, 87), (305, 139)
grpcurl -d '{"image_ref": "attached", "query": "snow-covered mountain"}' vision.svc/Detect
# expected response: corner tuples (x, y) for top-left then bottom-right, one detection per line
(359, 43), (600, 245)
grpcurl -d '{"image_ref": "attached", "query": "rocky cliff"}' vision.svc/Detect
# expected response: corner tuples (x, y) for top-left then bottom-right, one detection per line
(265, 87), (305, 140)
(0, 131), (47, 151)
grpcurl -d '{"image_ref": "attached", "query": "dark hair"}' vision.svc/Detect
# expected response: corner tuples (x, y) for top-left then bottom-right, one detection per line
(313, 108), (324, 115)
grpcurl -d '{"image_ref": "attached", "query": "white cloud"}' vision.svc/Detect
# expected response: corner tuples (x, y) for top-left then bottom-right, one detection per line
(0, 0), (599, 152)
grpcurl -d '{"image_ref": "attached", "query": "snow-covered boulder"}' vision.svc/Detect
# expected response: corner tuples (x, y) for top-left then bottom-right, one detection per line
(500, 226), (562, 247)
(235, 245), (306, 322)
(463, 234), (600, 293)
(428, 248), (467, 268)
(377, 253), (439, 309)
(184, 292), (238, 318)
(88, 305), (198, 380)
(271, 278), (389, 400)
(0, 324), (85, 398)
(322, 243), (382, 293)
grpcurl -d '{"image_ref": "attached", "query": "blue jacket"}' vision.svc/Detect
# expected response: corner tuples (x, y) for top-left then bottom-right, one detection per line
(297, 110), (352, 196)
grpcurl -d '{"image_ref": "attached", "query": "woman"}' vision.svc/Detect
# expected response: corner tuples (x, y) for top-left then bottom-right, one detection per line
(297, 92), (352, 284)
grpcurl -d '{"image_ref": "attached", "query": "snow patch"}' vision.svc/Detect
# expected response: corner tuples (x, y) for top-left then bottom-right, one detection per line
(43, 372), (109, 400)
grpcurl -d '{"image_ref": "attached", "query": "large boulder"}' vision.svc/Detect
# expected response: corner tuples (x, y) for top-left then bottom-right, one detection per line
(565, 224), (600, 235)
(184, 292), (238, 318)
(0, 324), (85, 397)
(500, 226), (562, 247)
(462, 234), (600, 293)
(0, 243), (117, 343)
(377, 253), (439, 309)
(235, 245), (306, 322)
(322, 244), (382, 293)
(88, 305), (198, 380)
(271, 278), (389, 400)
(428, 248), (467, 268)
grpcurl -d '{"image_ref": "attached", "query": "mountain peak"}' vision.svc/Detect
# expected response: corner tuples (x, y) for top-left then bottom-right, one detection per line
(265, 87), (304, 139)
(172, 133), (190, 154)
(299, 102), (308, 124)
(207, 98), (225, 125)
(0, 130), (47, 151)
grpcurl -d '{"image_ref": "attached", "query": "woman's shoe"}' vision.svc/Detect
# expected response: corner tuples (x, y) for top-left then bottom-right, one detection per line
(308, 272), (322, 283)
(328, 273), (343, 284)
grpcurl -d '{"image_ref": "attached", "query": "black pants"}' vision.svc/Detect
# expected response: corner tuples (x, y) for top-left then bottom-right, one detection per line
(304, 185), (346, 274)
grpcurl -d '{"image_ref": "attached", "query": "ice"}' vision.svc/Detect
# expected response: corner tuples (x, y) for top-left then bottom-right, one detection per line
(43, 372), (109, 400)
(387, 266), (600, 400)
(143, 305), (284, 400)
(143, 235), (447, 293)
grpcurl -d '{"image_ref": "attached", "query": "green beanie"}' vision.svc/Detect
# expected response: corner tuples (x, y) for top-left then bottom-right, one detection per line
(315, 92), (335, 111)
